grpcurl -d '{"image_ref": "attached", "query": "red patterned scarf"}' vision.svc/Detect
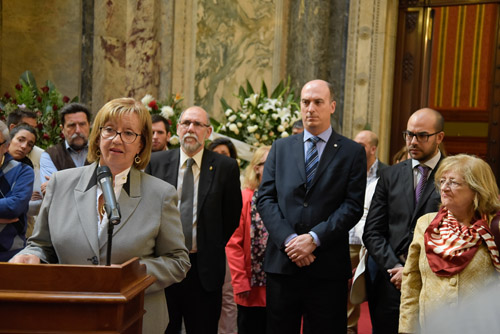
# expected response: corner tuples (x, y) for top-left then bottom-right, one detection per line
(424, 207), (500, 277)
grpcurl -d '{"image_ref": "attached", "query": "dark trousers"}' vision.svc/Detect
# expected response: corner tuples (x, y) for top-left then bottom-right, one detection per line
(266, 272), (347, 334)
(237, 304), (266, 334)
(366, 256), (400, 334)
(165, 254), (222, 334)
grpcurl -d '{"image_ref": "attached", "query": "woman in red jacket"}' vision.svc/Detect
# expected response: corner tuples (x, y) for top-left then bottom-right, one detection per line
(226, 145), (270, 334)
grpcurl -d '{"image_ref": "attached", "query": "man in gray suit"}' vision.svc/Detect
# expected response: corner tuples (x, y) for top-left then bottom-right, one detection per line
(146, 106), (242, 334)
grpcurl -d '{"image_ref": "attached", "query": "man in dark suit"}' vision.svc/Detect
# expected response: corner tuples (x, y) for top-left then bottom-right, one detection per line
(347, 130), (388, 334)
(257, 79), (366, 333)
(363, 108), (445, 333)
(146, 106), (242, 334)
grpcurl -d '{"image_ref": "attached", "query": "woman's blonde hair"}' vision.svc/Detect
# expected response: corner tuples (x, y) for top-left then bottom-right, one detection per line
(87, 97), (152, 170)
(434, 154), (500, 216)
(243, 145), (271, 190)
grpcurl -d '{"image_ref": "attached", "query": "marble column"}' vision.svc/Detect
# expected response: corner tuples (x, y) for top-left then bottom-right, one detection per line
(286, 0), (350, 132)
(343, 0), (398, 163)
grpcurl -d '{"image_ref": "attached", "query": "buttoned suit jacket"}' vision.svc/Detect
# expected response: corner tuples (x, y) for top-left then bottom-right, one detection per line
(146, 148), (242, 291)
(20, 163), (191, 334)
(363, 157), (443, 271)
(257, 131), (366, 279)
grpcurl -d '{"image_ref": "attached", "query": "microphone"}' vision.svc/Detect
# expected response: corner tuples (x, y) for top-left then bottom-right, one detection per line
(97, 166), (121, 225)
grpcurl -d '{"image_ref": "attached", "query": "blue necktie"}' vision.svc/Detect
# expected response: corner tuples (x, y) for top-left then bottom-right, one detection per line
(305, 136), (320, 189)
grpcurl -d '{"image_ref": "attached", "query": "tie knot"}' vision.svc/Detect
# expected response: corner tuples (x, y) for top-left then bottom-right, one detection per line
(186, 158), (194, 168)
(418, 165), (430, 176)
(309, 136), (320, 144)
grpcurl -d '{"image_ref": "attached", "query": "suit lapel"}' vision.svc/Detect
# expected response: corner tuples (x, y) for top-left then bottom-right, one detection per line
(198, 150), (215, 216)
(402, 161), (416, 214)
(309, 131), (340, 190)
(99, 168), (142, 251)
(164, 149), (180, 188)
(292, 134), (306, 183)
(413, 160), (440, 218)
(74, 164), (100, 257)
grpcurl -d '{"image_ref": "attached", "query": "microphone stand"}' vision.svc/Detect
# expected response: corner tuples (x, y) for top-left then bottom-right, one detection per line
(105, 203), (121, 266)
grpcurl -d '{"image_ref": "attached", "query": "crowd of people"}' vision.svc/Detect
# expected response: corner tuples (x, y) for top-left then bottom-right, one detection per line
(1, 79), (500, 334)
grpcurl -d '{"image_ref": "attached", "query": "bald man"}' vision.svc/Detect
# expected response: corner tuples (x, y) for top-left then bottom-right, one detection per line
(347, 130), (387, 334)
(257, 80), (366, 333)
(363, 108), (445, 333)
(146, 106), (242, 334)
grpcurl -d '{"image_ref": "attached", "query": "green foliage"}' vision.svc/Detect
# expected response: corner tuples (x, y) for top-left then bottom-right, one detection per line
(0, 70), (78, 149)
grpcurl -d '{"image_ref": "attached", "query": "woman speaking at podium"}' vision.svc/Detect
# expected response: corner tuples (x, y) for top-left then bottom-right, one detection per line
(10, 97), (191, 333)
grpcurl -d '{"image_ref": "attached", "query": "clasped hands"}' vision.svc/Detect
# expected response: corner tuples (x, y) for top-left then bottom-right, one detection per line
(285, 234), (317, 267)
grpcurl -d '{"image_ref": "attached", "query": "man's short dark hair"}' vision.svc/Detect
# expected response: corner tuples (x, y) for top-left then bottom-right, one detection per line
(10, 123), (37, 141)
(208, 137), (238, 159)
(60, 103), (91, 125)
(6, 108), (37, 128)
(292, 120), (303, 130)
(151, 114), (170, 133)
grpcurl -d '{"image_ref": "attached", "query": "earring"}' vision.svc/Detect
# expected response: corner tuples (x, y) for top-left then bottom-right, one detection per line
(134, 154), (141, 164)
(96, 149), (101, 157)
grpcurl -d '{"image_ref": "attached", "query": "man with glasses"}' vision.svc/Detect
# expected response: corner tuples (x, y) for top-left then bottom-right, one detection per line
(363, 108), (445, 333)
(146, 106), (242, 334)
(0, 120), (34, 261)
(40, 103), (91, 195)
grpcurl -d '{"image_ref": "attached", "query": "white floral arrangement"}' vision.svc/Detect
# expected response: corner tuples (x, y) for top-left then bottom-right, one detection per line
(216, 79), (301, 147)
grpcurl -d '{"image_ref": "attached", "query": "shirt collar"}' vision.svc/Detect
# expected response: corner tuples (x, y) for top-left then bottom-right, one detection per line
(412, 150), (441, 170)
(303, 127), (332, 144)
(180, 148), (204, 168)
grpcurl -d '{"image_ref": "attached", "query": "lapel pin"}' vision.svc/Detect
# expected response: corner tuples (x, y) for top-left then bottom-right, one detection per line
(334, 144), (338, 148)
(210, 166), (213, 171)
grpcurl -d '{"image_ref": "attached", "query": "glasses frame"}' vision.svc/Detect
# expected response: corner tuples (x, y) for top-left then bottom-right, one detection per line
(439, 178), (464, 189)
(178, 120), (210, 129)
(402, 130), (442, 143)
(99, 126), (141, 144)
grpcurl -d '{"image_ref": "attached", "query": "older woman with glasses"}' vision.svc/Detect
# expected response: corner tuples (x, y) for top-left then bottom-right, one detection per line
(399, 154), (500, 334)
(10, 98), (190, 334)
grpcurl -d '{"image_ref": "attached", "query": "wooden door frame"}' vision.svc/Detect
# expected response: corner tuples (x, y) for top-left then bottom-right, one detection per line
(392, 0), (500, 182)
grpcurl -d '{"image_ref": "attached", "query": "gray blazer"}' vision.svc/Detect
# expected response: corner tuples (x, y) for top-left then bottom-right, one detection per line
(21, 163), (191, 334)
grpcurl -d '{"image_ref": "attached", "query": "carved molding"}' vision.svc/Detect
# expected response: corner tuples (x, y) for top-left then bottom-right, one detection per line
(403, 52), (414, 81)
(406, 11), (419, 32)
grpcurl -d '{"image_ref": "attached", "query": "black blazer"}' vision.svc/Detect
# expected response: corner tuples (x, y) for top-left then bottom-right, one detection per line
(257, 131), (366, 280)
(146, 148), (242, 291)
(363, 157), (443, 271)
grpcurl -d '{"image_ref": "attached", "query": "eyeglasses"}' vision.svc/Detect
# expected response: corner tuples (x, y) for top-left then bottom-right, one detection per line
(178, 120), (210, 129)
(100, 127), (141, 144)
(403, 130), (442, 143)
(439, 178), (464, 189)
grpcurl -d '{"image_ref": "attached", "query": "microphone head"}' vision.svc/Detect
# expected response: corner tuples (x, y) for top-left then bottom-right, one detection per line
(97, 165), (112, 182)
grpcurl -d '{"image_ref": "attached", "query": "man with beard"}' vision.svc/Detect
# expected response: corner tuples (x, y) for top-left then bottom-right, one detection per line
(146, 106), (242, 334)
(40, 103), (91, 194)
(363, 108), (445, 333)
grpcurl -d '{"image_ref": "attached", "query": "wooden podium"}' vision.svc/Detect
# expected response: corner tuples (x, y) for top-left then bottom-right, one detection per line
(0, 257), (156, 333)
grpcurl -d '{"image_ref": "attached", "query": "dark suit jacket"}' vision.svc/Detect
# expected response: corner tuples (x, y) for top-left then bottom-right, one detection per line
(363, 157), (443, 271)
(257, 131), (366, 280)
(146, 148), (242, 291)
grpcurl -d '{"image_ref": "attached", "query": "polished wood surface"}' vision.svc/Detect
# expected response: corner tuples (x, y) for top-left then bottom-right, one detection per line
(0, 257), (155, 333)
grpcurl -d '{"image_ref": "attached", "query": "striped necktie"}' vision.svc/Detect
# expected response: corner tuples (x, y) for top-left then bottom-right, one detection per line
(305, 136), (320, 189)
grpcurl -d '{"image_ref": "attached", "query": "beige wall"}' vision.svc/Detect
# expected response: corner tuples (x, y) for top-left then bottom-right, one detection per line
(1, 0), (82, 101)
(0, 0), (397, 153)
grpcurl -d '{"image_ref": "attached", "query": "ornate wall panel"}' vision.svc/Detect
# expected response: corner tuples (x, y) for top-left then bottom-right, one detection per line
(344, 0), (399, 163)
